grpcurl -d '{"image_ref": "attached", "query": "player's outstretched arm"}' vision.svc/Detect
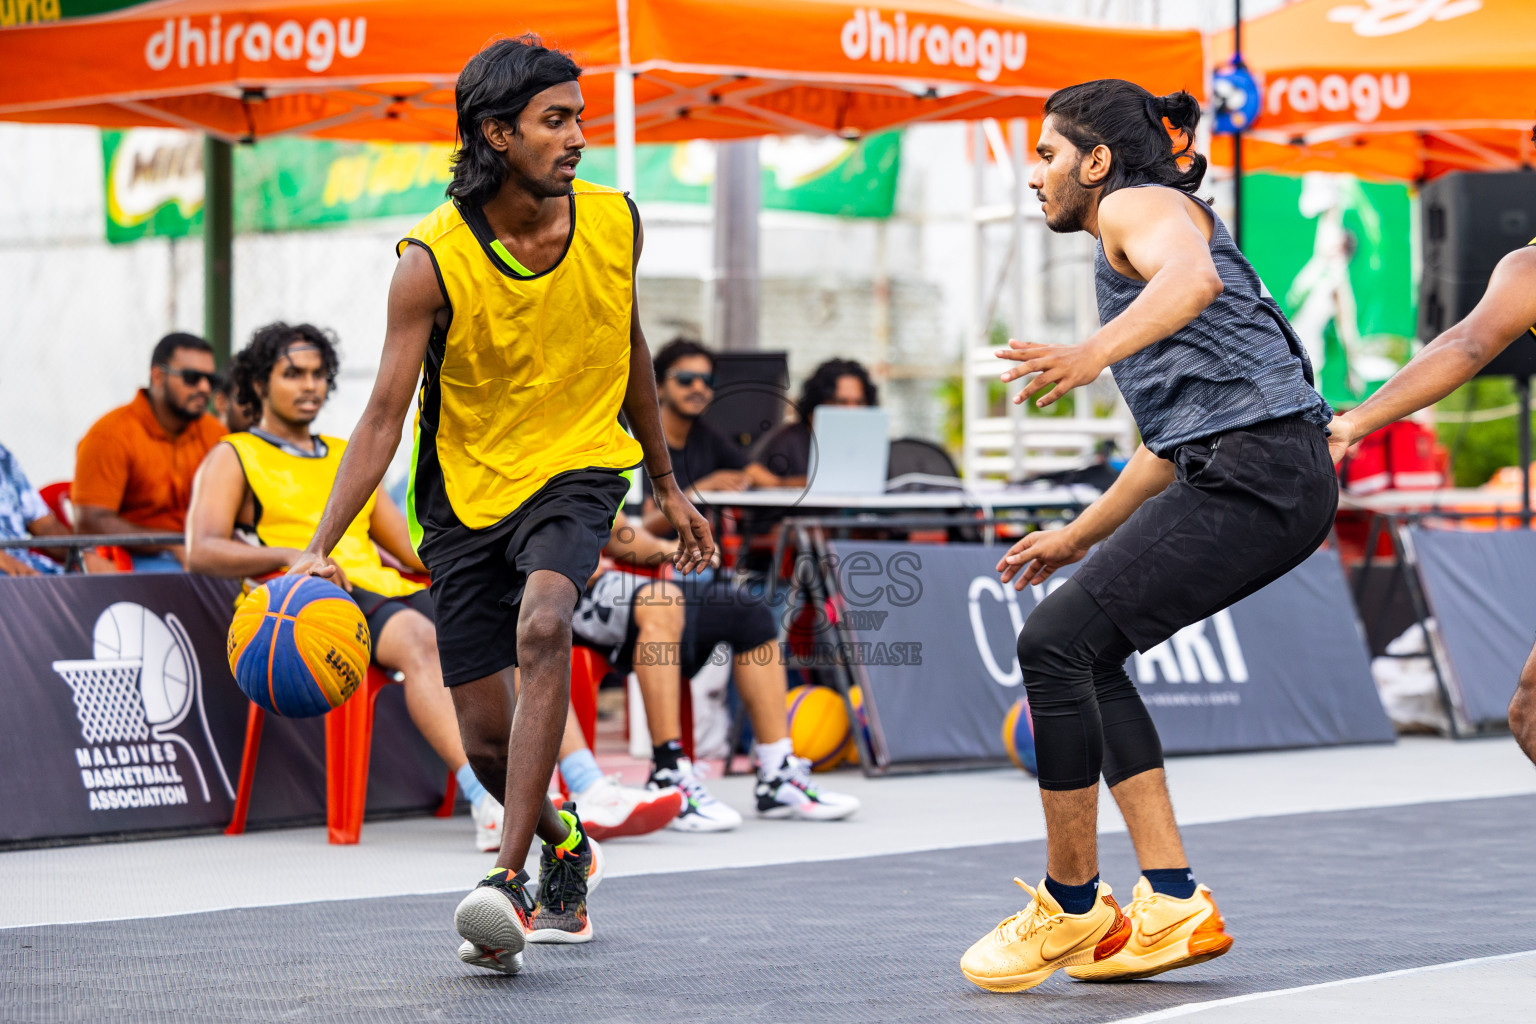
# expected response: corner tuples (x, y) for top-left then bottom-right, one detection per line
(291, 245), (440, 580)
(618, 209), (716, 573)
(997, 444), (1175, 589)
(997, 187), (1224, 409)
(1329, 247), (1536, 462)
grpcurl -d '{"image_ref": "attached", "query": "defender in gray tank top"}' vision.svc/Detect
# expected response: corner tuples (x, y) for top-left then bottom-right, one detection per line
(961, 79), (1339, 997)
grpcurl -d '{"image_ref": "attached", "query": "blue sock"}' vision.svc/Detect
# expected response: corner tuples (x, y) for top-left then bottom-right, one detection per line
(1143, 868), (1198, 900)
(558, 749), (604, 796)
(1044, 874), (1100, 916)
(455, 763), (490, 809)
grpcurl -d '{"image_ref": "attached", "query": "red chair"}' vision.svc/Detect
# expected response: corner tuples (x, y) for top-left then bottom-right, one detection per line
(38, 480), (132, 571)
(566, 645), (695, 760)
(225, 665), (457, 844)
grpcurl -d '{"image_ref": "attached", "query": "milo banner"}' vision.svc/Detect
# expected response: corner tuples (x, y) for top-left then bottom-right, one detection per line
(1244, 171), (1418, 409)
(102, 128), (901, 242)
(824, 541), (1393, 768)
(0, 573), (451, 846)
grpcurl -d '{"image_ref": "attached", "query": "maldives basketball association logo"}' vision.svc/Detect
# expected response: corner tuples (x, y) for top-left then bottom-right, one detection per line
(53, 602), (234, 811)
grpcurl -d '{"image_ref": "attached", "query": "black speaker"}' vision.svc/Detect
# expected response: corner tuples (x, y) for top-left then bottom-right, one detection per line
(705, 351), (790, 451)
(1418, 171), (1536, 376)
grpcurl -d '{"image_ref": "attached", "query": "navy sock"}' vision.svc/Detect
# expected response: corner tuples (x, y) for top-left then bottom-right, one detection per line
(652, 739), (684, 773)
(1143, 867), (1197, 900)
(1044, 875), (1100, 916)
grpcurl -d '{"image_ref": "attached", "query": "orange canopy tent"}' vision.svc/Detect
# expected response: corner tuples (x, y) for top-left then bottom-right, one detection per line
(0, 0), (1204, 145)
(0, 0), (1203, 358)
(1209, 0), (1536, 180)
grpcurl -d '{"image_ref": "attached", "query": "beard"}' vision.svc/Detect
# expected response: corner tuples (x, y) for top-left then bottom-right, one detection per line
(1041, 162), (1095, 233)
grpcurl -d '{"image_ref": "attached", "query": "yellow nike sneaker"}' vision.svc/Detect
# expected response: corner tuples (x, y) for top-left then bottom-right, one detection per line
(960, 878), (1131, 993)
(1065, 877), (1233, 982)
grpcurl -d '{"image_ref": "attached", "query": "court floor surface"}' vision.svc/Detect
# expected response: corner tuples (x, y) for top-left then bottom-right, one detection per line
(5, 792), (1534, 1023)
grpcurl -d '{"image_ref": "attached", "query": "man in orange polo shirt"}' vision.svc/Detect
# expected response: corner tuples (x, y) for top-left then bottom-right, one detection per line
(73, 332), (227, 572)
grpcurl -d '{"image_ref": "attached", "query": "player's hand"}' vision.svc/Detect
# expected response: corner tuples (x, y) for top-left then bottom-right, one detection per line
(654, 478), (716, 574)
(996, 339), (1107, 409)
(997, 527), (1090, 590)
(1326, 414), (1358, 465)
(286, 549), (351, 592)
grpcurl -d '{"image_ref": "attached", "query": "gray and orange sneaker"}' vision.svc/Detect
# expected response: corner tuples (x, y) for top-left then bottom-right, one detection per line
(1066, 877), (1233, 981)
(527, 805), (605, 944)
(960, 878), (1130, 993)
(454, 867), (535, 974)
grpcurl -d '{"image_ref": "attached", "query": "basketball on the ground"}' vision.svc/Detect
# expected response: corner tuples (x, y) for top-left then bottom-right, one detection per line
(1003, 697), (1037, 775)
(786, 683), (852, 772)
(227, 575), (369, 717)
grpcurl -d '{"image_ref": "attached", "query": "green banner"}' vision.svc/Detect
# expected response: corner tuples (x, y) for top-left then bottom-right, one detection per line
(102, 129), (901, 243)
(1243, 172), (1417, 409)
(1, 0), (146, 28)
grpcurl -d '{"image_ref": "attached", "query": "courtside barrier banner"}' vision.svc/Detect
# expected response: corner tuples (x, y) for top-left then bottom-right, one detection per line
(1408, 526), (1536, 728)
(824, 542), (1392, 766)
(0, 573), (451, 845)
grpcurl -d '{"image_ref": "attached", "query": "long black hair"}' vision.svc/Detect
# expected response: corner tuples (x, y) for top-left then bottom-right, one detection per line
(232, 322), (340, 417)
(1042, 79), (1206, 196)
(799, 359), (879, 416)
(448, 36), (583, 207)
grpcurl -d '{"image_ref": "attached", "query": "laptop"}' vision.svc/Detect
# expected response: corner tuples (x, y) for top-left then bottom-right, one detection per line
(805, 407), (890, 498)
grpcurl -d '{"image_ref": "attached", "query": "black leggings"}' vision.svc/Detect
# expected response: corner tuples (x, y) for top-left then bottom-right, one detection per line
(1016, 578), (1163, 792)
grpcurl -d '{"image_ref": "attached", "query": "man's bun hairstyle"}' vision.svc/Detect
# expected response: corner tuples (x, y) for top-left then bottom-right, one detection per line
(1042, 79), (1206, 196)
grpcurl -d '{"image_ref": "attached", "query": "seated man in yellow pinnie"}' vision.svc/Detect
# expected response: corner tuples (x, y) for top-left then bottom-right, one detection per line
(186, 322), (505, 851)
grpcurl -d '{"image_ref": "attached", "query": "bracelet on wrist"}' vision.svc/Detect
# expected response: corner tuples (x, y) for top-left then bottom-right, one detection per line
(648, 470), (674, 482)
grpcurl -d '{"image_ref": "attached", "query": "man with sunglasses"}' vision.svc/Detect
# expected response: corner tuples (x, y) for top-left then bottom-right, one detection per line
(73, 332), (227, 572)
(640, 338), (786, 537)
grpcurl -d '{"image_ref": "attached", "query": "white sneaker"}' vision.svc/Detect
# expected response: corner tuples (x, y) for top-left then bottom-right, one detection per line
(755, 755), (860, 821)
(471, 796), (503, 853)
(572, 775), (686, 841)
(648, 758), (743, 832)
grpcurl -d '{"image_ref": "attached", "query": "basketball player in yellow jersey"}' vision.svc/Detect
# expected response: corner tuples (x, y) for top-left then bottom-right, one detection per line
(187, 323), (510, 853)
(288, 36), (714, 973)
(1329, 238), (1536, 764)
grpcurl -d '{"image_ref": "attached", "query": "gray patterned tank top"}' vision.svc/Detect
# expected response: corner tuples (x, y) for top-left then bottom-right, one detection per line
(1093, 184), (1332, 457)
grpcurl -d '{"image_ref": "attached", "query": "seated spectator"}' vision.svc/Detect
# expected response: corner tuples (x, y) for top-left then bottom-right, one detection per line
(186, 322), (503, 851)
(640, 338), (787, 536)
(751, 358), (881, 487)
(212, 371), (256, 433)
(73, 332), (227, 572)
(0, 442), (71, 576)
(571, 510), (860, 831)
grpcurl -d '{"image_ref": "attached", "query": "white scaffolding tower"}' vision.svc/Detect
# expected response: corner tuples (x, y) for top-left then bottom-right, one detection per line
(962, 119), (1135, 483)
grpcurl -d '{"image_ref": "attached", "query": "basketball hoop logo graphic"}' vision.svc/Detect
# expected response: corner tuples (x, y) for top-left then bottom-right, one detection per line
(53, 602), (234, 809)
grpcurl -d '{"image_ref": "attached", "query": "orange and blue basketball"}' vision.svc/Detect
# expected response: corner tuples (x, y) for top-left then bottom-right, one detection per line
(227, 575), (370, 717)
(786, 683), (852, 772)
(1003, 697), (1037, 775)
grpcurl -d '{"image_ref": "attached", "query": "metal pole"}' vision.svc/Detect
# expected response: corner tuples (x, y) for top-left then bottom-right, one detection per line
(614, 70), (636, 197)
(710, 140), (761, 351)
(1231, 0), (1244, 251)
(1520, 375), (1532, 526)
(202, 136), (233, 366)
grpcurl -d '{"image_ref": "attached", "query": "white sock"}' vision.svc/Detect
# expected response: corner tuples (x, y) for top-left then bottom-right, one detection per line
(755, 738), (794, 777)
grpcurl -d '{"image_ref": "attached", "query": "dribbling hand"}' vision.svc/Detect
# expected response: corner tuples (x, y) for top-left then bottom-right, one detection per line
(285, 550), (352, 592)
(998, 528), (1089, 590)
